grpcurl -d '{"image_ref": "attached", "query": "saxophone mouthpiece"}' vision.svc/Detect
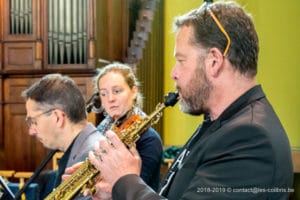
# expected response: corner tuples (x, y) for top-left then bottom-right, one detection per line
(164, 92), (179, 107)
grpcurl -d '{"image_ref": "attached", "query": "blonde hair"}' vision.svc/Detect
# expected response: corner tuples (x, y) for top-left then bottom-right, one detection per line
(94, 63), (143, 108)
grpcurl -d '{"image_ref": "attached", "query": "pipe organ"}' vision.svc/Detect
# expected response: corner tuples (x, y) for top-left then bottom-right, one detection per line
(9, 0), (33, 34)
(48, 0), (88, 64)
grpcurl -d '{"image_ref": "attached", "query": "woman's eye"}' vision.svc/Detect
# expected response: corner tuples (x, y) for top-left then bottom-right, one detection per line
(100, 92), (107, 97)
(113, 89), (123, 95)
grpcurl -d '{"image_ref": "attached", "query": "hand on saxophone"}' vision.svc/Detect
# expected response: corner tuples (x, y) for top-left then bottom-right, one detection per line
(89, 130), (142, 199)
(63, 161), (112, 200)
(62, 161), (83, 181)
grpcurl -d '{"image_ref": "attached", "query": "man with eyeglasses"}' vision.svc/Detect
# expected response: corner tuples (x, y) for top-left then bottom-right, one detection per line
(21, 73), (103, 199)
(85, 1), (293, 199)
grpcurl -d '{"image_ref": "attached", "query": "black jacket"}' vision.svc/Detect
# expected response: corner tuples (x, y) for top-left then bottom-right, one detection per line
(112, 85), (293, 200)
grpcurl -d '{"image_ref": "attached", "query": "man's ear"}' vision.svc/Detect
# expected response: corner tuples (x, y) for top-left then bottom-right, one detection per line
(53, 109), (65, 127)
(205, 47), (224, 77)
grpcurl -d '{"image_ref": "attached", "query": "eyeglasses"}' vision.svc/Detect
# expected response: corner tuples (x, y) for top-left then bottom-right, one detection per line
(203, 0), (231, 57)
(25, 108), (55, 128)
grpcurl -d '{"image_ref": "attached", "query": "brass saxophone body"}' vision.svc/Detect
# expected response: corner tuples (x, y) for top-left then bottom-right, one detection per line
(45, 92), (179, 200)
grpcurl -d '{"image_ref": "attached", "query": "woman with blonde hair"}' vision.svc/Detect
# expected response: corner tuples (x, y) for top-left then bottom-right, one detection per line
(94, 63), (163, 192)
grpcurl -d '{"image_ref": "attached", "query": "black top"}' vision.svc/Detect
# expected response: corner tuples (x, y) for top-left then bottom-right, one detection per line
(112, 85), (293, 200)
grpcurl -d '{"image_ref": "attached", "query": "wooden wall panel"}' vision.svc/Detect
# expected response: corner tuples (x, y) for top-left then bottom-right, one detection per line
(0, 43), (2, 70)
(0, 0), (2, 70)
(4, 43), (39, 71)
(0, 76), (3, 149)
(2, 77), (49, 171)
(96, 0), (129, 66)
(293, 149), (300, 173)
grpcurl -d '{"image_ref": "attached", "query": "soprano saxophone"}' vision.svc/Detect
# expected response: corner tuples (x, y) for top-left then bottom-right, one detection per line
(45, 92), (179, 200)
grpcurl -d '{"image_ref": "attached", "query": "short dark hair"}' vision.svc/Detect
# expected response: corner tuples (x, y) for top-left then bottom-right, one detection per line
(21, 73), (86, 123)
(173, 1), (259, 77)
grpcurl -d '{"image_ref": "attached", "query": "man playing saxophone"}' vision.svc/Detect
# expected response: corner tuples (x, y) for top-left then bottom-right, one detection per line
(87, 1), (293, 199)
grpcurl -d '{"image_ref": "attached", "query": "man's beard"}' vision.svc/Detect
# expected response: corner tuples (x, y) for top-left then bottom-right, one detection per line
(178, 64), (212, 116)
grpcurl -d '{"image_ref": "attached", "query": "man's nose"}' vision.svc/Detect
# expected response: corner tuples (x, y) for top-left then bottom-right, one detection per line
(170, 66), (178, 80)
(28, 127), (37, 136)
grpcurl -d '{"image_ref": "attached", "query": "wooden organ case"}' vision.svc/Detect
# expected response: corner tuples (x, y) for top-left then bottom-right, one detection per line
(1, 0), (98, 172)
